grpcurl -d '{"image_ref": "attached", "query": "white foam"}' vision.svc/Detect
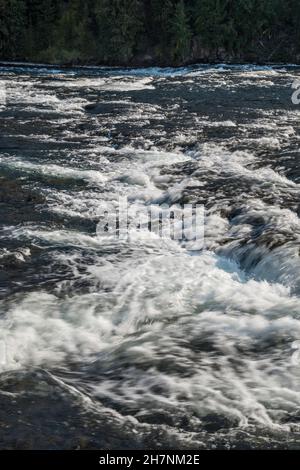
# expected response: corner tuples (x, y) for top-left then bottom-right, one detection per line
(0, 155), (107, 184)
(49, 76), (155, 91)
(1, 249), (300, 430)
(2, 65), (300, 436)
(189, 143), (297, 188)
(2, 77), (88, 114)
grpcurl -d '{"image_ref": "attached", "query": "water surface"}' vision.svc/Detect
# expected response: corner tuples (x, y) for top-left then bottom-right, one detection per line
(0, 63), (300, 449)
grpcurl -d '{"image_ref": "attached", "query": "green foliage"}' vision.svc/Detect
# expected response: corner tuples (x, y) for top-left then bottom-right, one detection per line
(147, 0), (174, 60)
(194, 0), (228, 49)
(95, 0), (144, 63)
(0, 0), (298, 65)
(0, 0), (26, 58)
(170, 1), (191, 62)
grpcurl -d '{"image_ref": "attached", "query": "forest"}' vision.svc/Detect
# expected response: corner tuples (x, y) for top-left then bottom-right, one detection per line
(0, 0), (300, 66)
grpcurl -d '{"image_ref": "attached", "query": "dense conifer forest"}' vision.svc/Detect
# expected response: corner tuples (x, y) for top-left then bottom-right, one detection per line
(0, 0), (299, 66)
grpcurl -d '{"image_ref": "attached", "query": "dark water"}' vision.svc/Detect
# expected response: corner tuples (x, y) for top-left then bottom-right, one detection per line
(0, 63), (300, 449)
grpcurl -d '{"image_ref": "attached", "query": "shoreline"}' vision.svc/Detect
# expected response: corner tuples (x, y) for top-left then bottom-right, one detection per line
(1, 59), (300, 72)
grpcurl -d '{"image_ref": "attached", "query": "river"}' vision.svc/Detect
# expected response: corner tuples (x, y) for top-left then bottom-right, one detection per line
(0, 63), (300, 449)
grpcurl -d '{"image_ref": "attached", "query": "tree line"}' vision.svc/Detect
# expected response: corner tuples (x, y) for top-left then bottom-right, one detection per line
(0, 0), (299, 65)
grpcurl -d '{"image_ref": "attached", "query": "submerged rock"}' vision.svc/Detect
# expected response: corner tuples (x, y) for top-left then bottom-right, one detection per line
(0, 177), (45, 205)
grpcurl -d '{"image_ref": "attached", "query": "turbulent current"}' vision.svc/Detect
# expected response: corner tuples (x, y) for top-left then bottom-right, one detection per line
(0, 63), (300, 449)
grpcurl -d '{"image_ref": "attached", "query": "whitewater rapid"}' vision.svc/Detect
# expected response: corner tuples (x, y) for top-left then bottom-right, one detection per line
(0, 63), (300, 449)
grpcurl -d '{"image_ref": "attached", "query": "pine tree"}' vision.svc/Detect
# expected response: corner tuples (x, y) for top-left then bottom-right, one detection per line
(23, 0), (61, 60)
(224, 0), (270, 52)
(170, 0), (191, 63)
(0, 0), (296, 65)
(146, 0), (176, 62)
(0, 0), (26, 59)
(95, 0), (144, 63)
(194, 0), (228, 50)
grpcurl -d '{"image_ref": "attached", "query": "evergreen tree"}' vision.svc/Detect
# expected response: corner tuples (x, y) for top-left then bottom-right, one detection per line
(0, 0), (297, 65)
(24, 0), (60, 58)
(95, 0), (144, 63)
(194, 0), (228, 50)
(148, 0), (174, 60)
(0, 0), (26, 58)
(170, 0), (191, 63)
(225, 0), (276, 52)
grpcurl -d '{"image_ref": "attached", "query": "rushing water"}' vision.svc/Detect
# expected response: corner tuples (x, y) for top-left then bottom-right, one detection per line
(0, 63), (300, 449)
